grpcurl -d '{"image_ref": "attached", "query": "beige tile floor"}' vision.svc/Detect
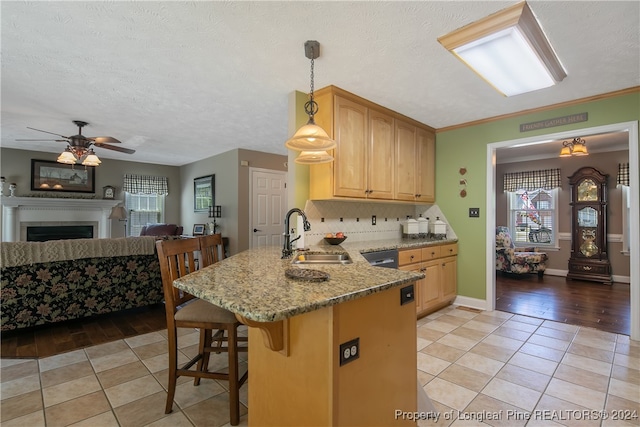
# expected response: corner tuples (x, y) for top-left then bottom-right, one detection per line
(1, 306), (639, 427)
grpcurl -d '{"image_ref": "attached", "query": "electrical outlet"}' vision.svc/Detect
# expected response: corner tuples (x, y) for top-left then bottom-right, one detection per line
(340, 217), (343, 222)
(400, 284), (414, 305)
(372, 215), (376, 225)
(339, 337), (360, 366)
(469, 208), (480, 218)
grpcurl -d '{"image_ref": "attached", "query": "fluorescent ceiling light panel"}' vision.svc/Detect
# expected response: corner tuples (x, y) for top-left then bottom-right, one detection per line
(438, 1), (566, 97)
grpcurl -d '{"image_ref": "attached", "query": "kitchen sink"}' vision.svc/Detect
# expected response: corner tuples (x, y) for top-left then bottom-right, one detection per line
(291, 253), (353, 265)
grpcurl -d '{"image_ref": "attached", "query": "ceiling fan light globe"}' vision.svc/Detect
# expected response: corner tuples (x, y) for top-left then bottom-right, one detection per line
(82, 153), (102, 166)
(57, 151), (78, 164)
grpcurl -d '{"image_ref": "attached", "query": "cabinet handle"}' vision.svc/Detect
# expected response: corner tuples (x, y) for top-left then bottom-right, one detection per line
(420, 268), (426, 272)
(410, 255), (415, 260)
(583, 266), (592, 270)
(415, 194), (421, 198)
(431, 251), (435, 256)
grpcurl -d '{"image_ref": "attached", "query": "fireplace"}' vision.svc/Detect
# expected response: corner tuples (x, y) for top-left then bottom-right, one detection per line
(1, 196), (120, 242)
(27, 225), (94, 242)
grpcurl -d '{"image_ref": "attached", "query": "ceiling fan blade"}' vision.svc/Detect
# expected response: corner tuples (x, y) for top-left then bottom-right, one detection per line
(16, 138), (67, 142)
(88, 136), (122, 144)
(26, 127), (69, 138)
(95, 143), (135, 154)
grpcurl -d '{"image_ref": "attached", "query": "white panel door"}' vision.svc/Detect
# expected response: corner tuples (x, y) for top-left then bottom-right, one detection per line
(250, 168), (287, 249)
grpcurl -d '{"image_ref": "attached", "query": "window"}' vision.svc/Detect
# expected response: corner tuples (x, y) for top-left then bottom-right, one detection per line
(503, 168), (561, 247)
(507, 188), (557, 246)
(122, 174), (169, 237)
(125, 192), (165, 236)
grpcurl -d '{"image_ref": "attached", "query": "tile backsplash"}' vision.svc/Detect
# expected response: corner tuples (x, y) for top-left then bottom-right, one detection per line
(298, 200), (456, 246)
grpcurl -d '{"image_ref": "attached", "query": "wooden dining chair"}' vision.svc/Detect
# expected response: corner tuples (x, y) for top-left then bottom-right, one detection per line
(155, 237), (248, 425)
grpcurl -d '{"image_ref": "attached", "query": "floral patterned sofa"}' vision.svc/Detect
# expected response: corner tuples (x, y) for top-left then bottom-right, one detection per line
(496, 226), (548, 277)
(1, 236), (165, 331)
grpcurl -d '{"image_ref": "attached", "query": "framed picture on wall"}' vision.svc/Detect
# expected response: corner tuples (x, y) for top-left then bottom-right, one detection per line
(193, 224), (206, 236)
(194, 175), (214, 212)
(30, 159), (96, 193)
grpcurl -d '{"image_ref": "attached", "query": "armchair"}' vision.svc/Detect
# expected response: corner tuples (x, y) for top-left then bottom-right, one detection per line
(140, 223), (184, 237)
(496, 226), (548, 277)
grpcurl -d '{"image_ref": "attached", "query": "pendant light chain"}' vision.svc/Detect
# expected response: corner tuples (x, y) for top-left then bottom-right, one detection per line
(305, 56), (319, 118)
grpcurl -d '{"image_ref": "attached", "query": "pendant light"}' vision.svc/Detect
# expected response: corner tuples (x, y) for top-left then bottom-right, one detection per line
(559, 137), (589, 157)
(285, 40), (336, 164)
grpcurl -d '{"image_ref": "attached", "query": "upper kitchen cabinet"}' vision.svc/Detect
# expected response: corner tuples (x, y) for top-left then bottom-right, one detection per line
(395, 122), (435, 203)
(309, 86), (435, 203)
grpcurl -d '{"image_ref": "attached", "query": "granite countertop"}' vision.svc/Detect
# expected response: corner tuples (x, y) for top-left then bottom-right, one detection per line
(172, 244), (425, 323)
(339, 236), (458, 253)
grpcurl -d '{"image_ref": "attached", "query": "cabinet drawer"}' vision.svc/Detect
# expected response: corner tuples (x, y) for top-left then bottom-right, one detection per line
(399, 248), (422, 266)
(569, 261), (609, 275)
(421, 246), (441, 260)
(440, 244), (458, 257)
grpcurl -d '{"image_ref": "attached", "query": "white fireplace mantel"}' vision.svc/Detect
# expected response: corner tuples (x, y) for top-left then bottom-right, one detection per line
(1, 196), (121, 242)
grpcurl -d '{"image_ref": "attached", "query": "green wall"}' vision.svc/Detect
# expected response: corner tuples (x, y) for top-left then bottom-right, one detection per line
(436, 91), (640, 300)
(290, 90), (311, 208)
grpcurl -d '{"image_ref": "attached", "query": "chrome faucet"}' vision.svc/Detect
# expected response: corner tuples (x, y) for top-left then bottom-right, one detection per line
(282, 208), (311, 259)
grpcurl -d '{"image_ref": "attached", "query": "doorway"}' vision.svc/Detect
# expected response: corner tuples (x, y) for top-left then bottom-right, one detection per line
(486, 121), (639, 340)
(249, 168), (287, 249)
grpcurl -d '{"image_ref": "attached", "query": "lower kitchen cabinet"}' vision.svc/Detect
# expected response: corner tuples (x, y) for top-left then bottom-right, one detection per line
(399, 242), (457, 317)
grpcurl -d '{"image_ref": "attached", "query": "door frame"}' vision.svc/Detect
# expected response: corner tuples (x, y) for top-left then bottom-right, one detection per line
(485, 121), (639, 340)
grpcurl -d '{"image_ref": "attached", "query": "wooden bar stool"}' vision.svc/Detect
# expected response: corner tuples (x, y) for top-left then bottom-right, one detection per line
(155, 237), (248, 425)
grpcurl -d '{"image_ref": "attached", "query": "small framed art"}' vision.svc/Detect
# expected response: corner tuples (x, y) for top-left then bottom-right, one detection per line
(193, 224), (206, 236)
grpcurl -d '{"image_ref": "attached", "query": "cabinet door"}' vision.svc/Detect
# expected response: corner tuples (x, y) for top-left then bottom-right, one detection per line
(400, 263), (424, 314)
(421, 260), (441, 313)
(367, 109), (395, 200)
(441, 256), (457, 303)
(334, 96), (368, 198)
(415, 128), (435, 203)
(394, 120), (417, 201)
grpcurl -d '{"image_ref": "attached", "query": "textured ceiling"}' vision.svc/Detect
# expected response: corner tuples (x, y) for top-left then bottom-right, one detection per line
(1, 1), (638, 166)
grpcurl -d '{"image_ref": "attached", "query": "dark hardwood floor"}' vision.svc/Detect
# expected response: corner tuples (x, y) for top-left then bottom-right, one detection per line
(1, 304), (167, 359)
(496, 273), (630, 335)
(2, 276), (631, 359)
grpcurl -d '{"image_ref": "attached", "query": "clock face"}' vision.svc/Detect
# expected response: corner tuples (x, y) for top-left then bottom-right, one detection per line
(104, 187), (114, 199)
(577, 179), (598, 201)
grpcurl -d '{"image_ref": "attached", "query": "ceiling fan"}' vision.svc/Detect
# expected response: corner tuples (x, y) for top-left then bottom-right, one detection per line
(17, 120), (135, 165)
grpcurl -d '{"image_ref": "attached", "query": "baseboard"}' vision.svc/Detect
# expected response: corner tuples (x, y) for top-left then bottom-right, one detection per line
(453, 296), (487, 311)
(544, 268), (630, 284)
(544, 268), (566, 277)
(612, 275), (630, 284)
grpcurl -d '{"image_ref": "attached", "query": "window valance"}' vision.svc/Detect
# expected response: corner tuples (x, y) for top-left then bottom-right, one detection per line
(617, 163), (629, 186)
(123, 174), (169, 195)
(503, 168), (561, 192)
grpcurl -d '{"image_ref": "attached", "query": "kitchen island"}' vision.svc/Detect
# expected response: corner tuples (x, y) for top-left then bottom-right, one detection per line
(173, 245), (425, 426)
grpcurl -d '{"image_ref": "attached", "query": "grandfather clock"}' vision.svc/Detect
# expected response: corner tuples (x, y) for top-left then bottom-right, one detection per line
(567, 167), (611, 284)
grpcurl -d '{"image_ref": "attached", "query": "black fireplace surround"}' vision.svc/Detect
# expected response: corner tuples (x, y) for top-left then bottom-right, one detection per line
(26, 225), (94, 242)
